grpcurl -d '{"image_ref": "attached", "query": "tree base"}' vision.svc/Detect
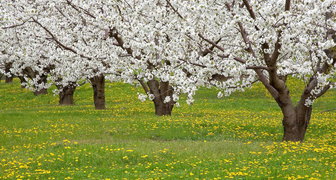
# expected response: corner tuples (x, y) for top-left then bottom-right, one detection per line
(90, 75), (106, 110)
(33, 88), (48, 96)
(5, 77), (13, 83)
(154, 102), (173, 116)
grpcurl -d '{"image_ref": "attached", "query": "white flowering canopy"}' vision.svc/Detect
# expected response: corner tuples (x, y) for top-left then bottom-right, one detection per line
(1, 0), (200, 104)
(1, 0), (335, 106)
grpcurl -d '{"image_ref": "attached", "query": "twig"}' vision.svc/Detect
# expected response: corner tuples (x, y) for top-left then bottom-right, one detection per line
(2, 17), (32, 29)
(179, 58), (207, 68)
(166, 0), (184, 19)
(320, 108), (336, 113)
(198, 33), (247, 64)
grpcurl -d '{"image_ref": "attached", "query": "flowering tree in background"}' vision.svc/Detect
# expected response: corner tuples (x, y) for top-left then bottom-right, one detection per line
(0, 25), (14, 84)
(1, 0), (198, 114)
(51, 0), (200, 115)
(0, 1), (104, 102)
(44, 0), (198, 113)
(0, 16), (52, 94)
(97, 0), (199, 115)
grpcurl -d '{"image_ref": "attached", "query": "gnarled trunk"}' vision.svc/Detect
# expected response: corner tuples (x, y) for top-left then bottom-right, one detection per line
(22, 67), (48, 95)
(89, 74), (106, 110)
(32, 74), (48, 95)
(18, 76), (28, 88)
(154, 99), (174, 116)
(272, 76), (315, 142)
(33, 88), (48, 96)
(147, 79), (174, 116)
(282, 104), (312, 142)
(5, 76), (13, 83)
(56, 83), (77, 105)
(5, 63), (13, 83)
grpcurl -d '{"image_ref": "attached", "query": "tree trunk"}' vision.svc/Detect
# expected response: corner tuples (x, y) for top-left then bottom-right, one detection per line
(282, 105), (312, 142)
(18, 76), (28, 88)
(154, 99), (174, 116)
(33, 88), (48, 95)
(261, 71), (313, 142)
(147, 79), (174, 116)
(57, 84), (76, 105)
(33, 88), (48, 96)
(22, 67), (48, 95)
(33, 74), (48, 95)
(4, 63), (13, 83)
(271, 89), (312, 142)
(5, 76), (13, 83)
(90, 74), (106, 110)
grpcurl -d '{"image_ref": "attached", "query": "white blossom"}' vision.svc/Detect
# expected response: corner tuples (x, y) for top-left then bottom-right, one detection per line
(163, 96), (171, 103)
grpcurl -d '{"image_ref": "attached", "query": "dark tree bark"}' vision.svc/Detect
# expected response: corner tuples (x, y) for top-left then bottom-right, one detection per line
(282, 104), (312, 142)
(5, 76), (13, 83)
(18, 76), (28, 88)
(32, 74), (48, 95)
(89, 74), (106, 110)
(4, 62), (13, 83)
(271, 81), (313, 142)
(33, 88), (48, 95)
(146, 79), (174, 116)
(22, 67), (48, 95)
(261, 52), (315, 141)
(265, 41), (334, 142)
(56, 82), (77, 105)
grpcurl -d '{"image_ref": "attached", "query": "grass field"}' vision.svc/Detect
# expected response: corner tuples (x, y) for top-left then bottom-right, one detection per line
(1, 78), (336, 179)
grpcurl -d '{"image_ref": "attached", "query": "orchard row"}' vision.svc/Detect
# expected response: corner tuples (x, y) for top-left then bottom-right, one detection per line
(1, 0), (335, 141)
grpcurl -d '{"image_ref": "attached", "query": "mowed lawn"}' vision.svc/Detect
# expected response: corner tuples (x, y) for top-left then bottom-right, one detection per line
(1, 78), (336, 179)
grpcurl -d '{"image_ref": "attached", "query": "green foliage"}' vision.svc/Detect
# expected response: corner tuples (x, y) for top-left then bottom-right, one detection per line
(1, 78), (336, 179)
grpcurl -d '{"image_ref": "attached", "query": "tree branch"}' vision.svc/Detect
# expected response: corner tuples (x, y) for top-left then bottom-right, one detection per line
(32, 18), (78, 55)
(285, 0), (291, 11)
(198, 33), (278, 99)
(314, 83), (331, 99)
(32, 18), (107, 62)
(55, 6), (69, 20)
(138, 79), (150, 94)
(237, 22), (257, 58)
(243, 0), (256, 19)
(179, 58), (206, 68)
(270, 31), (282, 63)
(254, 69), (279, 99)
(246, 66), (269, 70)
(199, 38), (222, 56)
(304, 76), (318, 96)
(2, 18), (32, 29)
(109, 27), (137, 58)
(320, 108), (336, 113)
(198, 33), (246, 64)
(166, 0), (184, 19)
(242, 0), (260, 31)
(66, 0), (96, 18)
(198, 34), (226, 52)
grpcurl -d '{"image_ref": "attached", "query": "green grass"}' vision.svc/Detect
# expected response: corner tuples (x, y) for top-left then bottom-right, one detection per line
(1, 78), (336, 179)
